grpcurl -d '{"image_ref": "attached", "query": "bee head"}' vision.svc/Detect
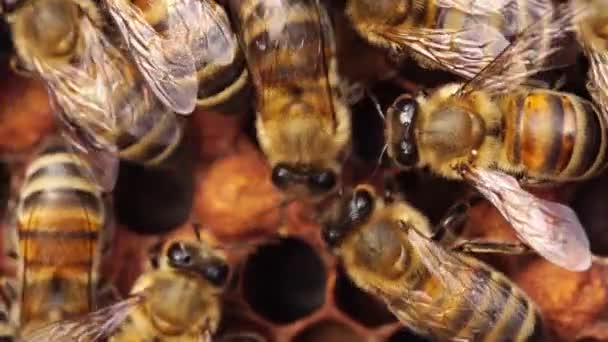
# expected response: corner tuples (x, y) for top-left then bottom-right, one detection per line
(387, 94), (419, 168)
(271, 163), (338, 198)
(166, 241), (230, 287)
(321, 186), (375, 248)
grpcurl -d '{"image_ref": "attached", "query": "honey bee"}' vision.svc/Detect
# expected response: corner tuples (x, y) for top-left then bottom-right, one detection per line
(5, 0), (188, 190)
(321, 184), (545, 341)
(571, 0), (608, 119)
(228, 0), (352, 200)
(100, 0), (250, 114)
(0, 139), (110, 338)
(23, 233), (230, 341)
(383, 6), (599, 271)
(345, 0), (560, 79)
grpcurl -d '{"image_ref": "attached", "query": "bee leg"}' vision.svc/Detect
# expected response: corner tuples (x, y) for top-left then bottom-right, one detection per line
(451, 239), (532, 255)
(431, 194), (483, 243)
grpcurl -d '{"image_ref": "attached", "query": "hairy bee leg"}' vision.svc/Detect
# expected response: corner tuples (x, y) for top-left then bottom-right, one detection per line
(451, 239), (532, 255)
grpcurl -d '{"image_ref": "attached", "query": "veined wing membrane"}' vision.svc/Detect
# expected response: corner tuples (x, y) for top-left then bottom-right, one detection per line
(460, 166), (591, 271)
(103, 0), (197, 114)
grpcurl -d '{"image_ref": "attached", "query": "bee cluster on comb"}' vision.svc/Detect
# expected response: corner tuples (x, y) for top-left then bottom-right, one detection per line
(0, 0), (606, 341)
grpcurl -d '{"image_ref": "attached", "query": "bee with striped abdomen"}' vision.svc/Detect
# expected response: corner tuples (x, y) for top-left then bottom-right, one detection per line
(345, 0), (562, 79)
(0, 139), (110, 338)
(5, 0), (188, 190)
(321, 184), (545, 341)
(229, 0), (351, 200)
(101, 0), (250, 115)
(24, 231), (230, 341)
(382, 5), (600, 271)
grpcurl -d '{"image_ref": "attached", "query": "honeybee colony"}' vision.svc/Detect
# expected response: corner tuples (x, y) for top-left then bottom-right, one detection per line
(0, 0), (606, 340)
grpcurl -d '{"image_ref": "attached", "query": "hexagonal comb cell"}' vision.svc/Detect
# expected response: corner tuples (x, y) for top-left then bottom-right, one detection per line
(242, 238), (326, 324)
(334, 267), (396, 328)
(388, 328), (430, 342)
(293, 320), (365, 342)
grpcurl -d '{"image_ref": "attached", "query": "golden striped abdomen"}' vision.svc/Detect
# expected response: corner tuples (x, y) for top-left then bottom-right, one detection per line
(233, 0), (337, 113)
(398, 246), (543, 341)
(500, 89), (608, 180)
(16, 143), (107, 330)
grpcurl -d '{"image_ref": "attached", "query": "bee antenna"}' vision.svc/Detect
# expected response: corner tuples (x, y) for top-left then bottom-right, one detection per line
(366, 88), (385, 121)
(192, 222), (202, 242)
(371, 144), (388, 178)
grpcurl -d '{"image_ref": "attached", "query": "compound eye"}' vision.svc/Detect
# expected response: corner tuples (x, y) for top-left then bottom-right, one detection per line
(309, 170), (336, 193)
(167, 242), (192, 269)
(203, 261), (229, 287)
(271, 164), (291, 189)
(321, 226), (342, 247)
(350, 189), (373, 223)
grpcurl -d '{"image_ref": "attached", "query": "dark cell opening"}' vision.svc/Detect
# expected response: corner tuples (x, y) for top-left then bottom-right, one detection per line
(114, 157), (194, 235)
(334, 267), (396, 327)
(388, 328), (431, 342)
(242, 238), (326, 324)
(293, 320), (364, 342)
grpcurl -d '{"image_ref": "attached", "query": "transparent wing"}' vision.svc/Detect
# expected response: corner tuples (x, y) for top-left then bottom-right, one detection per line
(188, 0), (238, 69)
(405, 226), (530, 338)
(374, 0), (552, 80)
(38, 17), (122, 192)
(378, 25), (508, 80)
(457, 3), (582, 96)
(21, 294), (144, 342)
(103, 0), (198, 114)
(460, 166), (591, 271)
(436, 0), (550, 17)
(57, 119), (119, 192)
(585, 48), (608, 123)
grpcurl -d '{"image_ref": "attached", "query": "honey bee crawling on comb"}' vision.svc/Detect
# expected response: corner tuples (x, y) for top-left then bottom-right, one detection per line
(229, 0), (352, 201)
(5, 0), (191, 191)
(100, 0), (251, 114)
(23, 231), (230, 341)
(0, 138), (111, 339)
(345, 0), (564, 79)
(381, 4), (601, 271)
(321, 184), (546, 341)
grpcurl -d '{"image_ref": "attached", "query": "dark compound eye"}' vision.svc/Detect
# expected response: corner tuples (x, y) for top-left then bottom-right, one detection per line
(350, 189), (373, 223)
(389, 95), (419, 167)
(203, 260), (230, 287)
(167, 242), (192, 269)
(271, 164), (292, 189)
(321, 226), (342, 247)
(308, 170), (336, 193)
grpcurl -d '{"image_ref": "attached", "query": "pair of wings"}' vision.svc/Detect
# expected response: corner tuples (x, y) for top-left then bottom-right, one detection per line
(102, 0), (238, 115)
(374, 0), (560, 80)
(381, 224), (530, 340)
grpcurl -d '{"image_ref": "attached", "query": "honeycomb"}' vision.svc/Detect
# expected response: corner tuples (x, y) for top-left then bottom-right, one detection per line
(0, 1), (607, 341)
